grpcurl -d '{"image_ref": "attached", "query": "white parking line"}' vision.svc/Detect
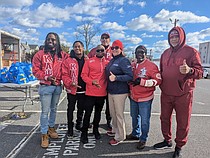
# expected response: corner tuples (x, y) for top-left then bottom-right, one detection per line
(5, 123), (40, 158)
(4, 94), (67, 158)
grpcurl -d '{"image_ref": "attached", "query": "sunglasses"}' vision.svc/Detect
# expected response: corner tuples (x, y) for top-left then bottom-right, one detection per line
(101, 37), (109, 39)
(135, 50), (145, 54)
(111, 46), (120, 50)
(47, 38), (56, 42)
(96, 49), (105, 53)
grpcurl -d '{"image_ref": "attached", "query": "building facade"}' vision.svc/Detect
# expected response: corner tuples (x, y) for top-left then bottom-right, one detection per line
(199, 42), (210, 65)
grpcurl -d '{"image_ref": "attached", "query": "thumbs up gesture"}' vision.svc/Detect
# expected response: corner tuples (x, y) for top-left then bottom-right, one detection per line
(179, 59), (191, 74)
(109, 71), (116, 82)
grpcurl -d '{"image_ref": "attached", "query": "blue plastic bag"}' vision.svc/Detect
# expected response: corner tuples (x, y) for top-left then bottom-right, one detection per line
(15, 68), (29, 84)
(0, 67), (9, 83)
(23, 63), (36, 81)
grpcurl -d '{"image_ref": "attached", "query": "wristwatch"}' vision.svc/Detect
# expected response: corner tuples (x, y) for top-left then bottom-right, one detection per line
(189, 68), (193, 74)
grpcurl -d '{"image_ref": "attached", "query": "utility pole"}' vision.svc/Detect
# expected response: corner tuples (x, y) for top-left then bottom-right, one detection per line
(169, 18), (179, 27)
(149, 49), (152, 61)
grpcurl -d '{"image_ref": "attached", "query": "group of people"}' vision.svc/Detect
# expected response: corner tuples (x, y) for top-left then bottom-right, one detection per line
(32, 26), (203, 158)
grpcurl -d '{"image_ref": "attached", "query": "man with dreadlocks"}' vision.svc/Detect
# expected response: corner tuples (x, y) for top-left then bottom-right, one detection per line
(32, 32), (68, 148)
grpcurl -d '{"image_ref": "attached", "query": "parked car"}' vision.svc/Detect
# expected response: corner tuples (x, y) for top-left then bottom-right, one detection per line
(202, 67), (210, 79)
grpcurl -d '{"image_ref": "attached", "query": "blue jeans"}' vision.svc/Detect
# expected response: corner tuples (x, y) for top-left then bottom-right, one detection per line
(38, 85), (62, 134)
(129, 98), (153, 142)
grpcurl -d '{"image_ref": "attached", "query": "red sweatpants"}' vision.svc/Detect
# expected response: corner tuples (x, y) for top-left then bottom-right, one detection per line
(160, 91), (193, 148)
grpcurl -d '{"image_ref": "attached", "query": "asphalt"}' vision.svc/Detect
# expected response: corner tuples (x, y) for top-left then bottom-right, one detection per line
(0, 79), (210, 158)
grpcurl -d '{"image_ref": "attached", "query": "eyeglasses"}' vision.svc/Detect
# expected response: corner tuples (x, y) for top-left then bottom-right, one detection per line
(111, 46), (120, 50)
(96, 49), (105, 52)
(47, 38), (56, 42)
(135, 50), (145, 54)
(101, 37), (109, 40)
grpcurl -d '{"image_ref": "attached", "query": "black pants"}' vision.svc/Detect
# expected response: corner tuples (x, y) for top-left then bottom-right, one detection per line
(82, 96), (105, 131)
(67, 93), (85, 131)
(105, 95), (111, 124)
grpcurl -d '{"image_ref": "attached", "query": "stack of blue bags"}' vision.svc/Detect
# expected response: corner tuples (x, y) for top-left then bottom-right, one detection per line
(0, 62), (36, 84)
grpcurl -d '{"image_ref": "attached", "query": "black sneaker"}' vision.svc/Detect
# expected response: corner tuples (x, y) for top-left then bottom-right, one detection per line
(153, 140), (172, 149)
(67, 130), (73, 139)
(93, 130), (101, 140)
(173, 147), (182, 158)
(126, 133), (139, 140)
(75, 124), (82, 131)
(80, 131), (88, 144)
(136, 141), (146, 150)
(67, 133), (74, 139)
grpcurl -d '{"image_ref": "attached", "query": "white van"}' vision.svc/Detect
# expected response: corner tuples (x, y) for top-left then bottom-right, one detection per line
(202, 64), (210, 79)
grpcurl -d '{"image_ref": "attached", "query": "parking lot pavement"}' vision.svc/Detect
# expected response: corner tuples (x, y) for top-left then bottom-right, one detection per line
(0, 79), (210, 158)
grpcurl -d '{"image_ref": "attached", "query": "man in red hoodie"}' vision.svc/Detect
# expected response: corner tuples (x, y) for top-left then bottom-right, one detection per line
(153, 26), (203, 158)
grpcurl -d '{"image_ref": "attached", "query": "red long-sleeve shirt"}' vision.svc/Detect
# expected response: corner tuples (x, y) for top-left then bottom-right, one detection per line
(130, 59), (162, 102)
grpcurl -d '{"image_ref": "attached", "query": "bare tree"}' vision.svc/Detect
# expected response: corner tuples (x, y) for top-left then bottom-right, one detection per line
(61, 44), (70, 53)
(75, 21), (100, 53)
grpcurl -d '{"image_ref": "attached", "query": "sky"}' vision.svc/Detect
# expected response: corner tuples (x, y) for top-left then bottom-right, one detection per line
(0, 0), (210, 59)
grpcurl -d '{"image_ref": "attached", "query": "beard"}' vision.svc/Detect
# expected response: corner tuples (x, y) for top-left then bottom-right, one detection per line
(46, 43), (56, 51)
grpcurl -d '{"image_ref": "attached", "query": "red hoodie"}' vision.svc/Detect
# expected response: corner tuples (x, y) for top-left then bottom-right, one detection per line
(32, 50), (68, 86)
(160, 26), (203, 96)
(81, 56), (109, 96)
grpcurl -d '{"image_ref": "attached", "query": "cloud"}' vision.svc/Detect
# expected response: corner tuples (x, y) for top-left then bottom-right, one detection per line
(36, 3), (70, 21)
(159, 0), (170, 4)
(141, 33), (164, 38)
(43, 20), (63, 28)
(124, 35), (143, 44)
(173, 1), (182, 5)
(8, 27), (40, 44)
(111, 32), (125, 40)
(118, 7), (124, 14)
(137, 1), (146, 8)
(0, 7), (22, 21)
(186, 28), (210, 49)
(69, 0), (108, 16)
(0, 0), (33, 7)
(126, 9), (210, 32)
(111, 0), (124, 5)
(102, 22), (127, 31)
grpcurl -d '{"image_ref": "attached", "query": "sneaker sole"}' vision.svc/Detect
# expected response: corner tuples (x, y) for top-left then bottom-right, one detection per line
(110, 140), (123, 146)
(107, 134), (115, 137)
(67, 135), (74, 139)
(154, 146), (173, 150)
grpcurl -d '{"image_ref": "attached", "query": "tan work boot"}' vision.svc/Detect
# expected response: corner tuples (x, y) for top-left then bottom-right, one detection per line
(48, 127), (58, 138)
(41, 134), (49, 148)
